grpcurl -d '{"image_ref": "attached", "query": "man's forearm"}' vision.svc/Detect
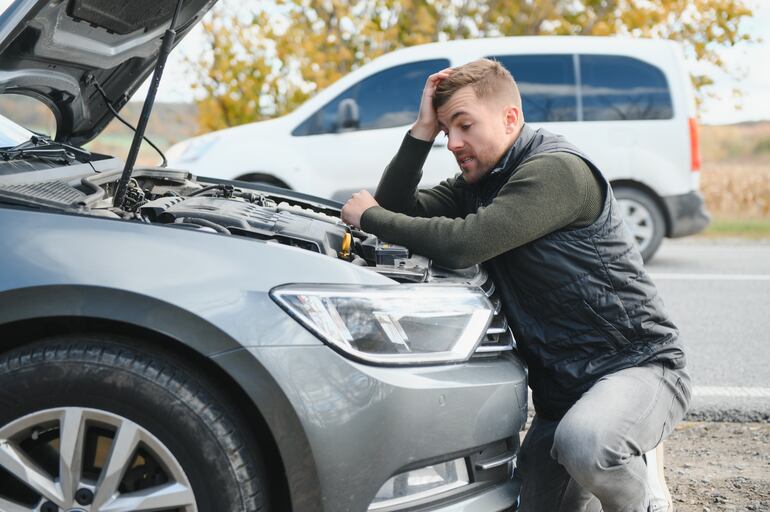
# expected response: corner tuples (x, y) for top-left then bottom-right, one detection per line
(374, 132), (433, 213)
(361, 153), (598, 268)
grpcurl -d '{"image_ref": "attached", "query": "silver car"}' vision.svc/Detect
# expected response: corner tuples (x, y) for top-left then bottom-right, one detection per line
(0, 1), (528, 511)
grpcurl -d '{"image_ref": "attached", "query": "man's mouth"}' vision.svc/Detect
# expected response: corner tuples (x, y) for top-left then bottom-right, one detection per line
(457, 156), (474, 169)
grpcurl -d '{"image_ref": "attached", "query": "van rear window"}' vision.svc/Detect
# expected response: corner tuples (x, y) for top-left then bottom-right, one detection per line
(579, 55), (673, 121)
(491, 54), (578, 123)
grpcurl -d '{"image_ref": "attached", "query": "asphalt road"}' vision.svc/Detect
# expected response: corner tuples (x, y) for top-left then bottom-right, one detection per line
(646, 238), (770, 421)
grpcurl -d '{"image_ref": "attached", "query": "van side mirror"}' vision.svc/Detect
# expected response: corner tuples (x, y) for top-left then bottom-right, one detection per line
(337, 98), (360, 132)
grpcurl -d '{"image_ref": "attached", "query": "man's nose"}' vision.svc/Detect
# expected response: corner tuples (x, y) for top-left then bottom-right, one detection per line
(447, 132), (464, 152)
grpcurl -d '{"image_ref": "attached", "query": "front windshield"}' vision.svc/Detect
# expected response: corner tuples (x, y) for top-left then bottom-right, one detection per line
(0, 113), (33, 149)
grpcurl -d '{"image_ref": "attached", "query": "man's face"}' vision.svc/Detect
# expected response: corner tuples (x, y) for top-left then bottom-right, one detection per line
(436, 86), (516, 184)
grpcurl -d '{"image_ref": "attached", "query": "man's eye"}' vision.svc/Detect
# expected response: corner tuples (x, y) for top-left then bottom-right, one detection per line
(461, 124), (472, 130)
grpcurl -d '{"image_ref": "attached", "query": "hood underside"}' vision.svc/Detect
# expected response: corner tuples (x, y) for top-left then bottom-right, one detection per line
(0, 0), (215, 145)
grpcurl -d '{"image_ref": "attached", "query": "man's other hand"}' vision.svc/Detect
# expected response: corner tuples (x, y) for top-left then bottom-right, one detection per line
(411, 67), (453, 142)
(341, 190), (379, 229)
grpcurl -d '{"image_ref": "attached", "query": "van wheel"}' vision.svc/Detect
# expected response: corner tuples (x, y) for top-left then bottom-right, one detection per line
(236, 173), (290, 189)
(614, 187), (665, 262)
(0, 337), (267, 512)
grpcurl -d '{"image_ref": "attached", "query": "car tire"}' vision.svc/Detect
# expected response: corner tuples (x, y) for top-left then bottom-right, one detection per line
(613, 187), (666, 262)
(0, 336), (268, 512)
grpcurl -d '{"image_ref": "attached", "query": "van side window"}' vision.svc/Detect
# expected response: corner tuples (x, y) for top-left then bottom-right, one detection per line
(293, 59), (450, 136)
(490, 55), (578, 122)
(580, 55), (673, 121)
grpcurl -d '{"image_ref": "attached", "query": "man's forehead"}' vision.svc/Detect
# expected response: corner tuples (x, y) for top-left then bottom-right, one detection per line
(437, 88), (481, 122)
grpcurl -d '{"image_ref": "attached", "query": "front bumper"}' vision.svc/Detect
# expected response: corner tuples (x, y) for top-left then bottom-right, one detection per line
(663, 190), (711, 238)
(218, 345), (528, 512)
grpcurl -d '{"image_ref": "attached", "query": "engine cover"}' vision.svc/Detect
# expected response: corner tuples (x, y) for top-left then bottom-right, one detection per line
(154, 196), (348, 258)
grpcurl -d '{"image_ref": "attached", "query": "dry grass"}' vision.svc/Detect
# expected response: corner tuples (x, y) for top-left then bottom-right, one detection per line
(699, 123), (770, 236)
(700, 162), (770, 218)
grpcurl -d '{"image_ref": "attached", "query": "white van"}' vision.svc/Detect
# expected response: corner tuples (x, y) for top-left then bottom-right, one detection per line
(168, 36), (710, 260)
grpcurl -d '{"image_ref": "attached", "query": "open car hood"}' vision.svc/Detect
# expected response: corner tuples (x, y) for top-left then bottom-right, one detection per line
(0, 0), (215, 146)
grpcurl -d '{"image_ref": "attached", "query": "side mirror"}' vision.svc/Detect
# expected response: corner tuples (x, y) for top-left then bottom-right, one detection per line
(336, 98), (360, 132)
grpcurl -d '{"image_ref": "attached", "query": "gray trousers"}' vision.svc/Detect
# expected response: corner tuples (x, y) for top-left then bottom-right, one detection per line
(518, 363), (691, 512)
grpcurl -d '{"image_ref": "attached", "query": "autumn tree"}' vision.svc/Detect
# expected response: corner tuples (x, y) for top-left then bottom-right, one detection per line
(189, 0), (756, 132)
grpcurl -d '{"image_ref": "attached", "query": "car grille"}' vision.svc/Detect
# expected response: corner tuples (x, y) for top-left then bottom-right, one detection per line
(475, 273), (516, 355)
(426, 264), (516, 356)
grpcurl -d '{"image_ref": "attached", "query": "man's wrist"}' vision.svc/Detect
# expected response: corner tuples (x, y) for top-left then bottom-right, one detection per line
(360, 205), (384, 233)
(410, 123), (438, 142)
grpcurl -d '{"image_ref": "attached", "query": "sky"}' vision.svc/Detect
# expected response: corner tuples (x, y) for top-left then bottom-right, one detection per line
(1, 0), (768, 125)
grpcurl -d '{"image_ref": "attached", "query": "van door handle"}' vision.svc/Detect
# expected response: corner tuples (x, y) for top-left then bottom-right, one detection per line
(432, 141), (446, 148)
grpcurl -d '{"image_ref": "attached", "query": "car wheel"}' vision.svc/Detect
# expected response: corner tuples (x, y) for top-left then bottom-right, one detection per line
(0, 336), (267, 512)
(614, 187), (666, 262)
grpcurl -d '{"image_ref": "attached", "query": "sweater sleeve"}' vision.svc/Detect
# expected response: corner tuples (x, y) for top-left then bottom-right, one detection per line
(374, 132), (463, 219)
(361, 152), (598, 269)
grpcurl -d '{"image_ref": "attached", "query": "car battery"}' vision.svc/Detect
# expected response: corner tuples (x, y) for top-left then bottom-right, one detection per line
(361, 237), (409, 266)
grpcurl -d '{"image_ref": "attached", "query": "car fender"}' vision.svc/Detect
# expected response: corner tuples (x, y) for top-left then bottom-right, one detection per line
(0, 284), (325, 509)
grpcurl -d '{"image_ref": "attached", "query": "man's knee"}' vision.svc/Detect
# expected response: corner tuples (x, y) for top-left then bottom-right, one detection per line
(551, 414), (631, 484)
(552, 416), (598, 472)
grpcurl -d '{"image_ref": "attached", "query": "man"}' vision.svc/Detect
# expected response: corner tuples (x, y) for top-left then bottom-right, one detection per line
(341, 59), (691, 511)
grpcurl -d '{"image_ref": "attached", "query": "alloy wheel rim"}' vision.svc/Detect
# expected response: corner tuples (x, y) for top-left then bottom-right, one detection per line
(617, 198), (655, 253)
(0, 407), (197, 512)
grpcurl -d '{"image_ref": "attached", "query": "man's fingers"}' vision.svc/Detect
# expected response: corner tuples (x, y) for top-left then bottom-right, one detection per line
(427, 74), (450, 89)
(428, 68), (453, 83)
(425, 68), (453, 90)
(431, 67), (453, 78)
(428, 71), (451, 81)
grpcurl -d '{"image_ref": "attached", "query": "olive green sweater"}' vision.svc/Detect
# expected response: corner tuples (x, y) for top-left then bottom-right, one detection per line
(360, 132), (603, 269)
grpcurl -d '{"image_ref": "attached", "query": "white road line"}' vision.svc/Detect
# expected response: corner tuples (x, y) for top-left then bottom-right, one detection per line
(650, 273), (770, 281)
(693, 386), (770, 398)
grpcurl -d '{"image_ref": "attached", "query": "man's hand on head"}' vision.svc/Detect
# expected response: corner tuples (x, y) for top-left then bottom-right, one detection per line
(411, 67), (453, 142)
(341, 190), (379, 229)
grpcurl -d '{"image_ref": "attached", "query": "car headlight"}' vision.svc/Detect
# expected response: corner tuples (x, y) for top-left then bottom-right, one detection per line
(271, 284), (493, 365)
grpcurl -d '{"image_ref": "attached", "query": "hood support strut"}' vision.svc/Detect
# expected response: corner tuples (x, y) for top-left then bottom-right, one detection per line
(113, 0), (186, 208)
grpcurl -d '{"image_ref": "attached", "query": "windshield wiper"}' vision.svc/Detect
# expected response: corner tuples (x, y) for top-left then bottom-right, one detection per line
(0, 135), (91, 164)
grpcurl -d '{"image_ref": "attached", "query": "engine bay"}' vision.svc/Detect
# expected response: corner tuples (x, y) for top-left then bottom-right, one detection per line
(0, 164), (434, 282)
(134, 175), (432, 281)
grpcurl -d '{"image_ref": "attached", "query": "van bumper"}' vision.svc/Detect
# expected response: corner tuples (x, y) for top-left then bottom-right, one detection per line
(663, 190), (711, 238)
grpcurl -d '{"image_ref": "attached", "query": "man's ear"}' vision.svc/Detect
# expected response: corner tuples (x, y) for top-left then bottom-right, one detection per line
(503, 105), (521, 134)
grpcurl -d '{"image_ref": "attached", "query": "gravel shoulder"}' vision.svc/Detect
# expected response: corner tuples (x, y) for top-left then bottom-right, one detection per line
(665, 421), (770, 511)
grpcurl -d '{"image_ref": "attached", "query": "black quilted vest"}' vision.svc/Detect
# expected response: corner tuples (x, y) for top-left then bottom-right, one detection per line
(458, 124), (686, 420)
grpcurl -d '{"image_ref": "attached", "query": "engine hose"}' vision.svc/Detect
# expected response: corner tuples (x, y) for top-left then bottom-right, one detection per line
(177, 217), (231, 234)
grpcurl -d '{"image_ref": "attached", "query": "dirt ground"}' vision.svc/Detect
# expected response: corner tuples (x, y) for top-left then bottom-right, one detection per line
(664, 421), (770, 511)
(518, 420), (770, 511)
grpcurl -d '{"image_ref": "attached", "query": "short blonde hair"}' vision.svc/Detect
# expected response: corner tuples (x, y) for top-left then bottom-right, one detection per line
(433, 58), (521, 111)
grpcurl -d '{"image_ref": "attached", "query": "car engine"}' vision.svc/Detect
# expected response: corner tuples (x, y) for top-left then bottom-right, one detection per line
(0, 166), (435, 281)
(128, 174), (434, 282)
